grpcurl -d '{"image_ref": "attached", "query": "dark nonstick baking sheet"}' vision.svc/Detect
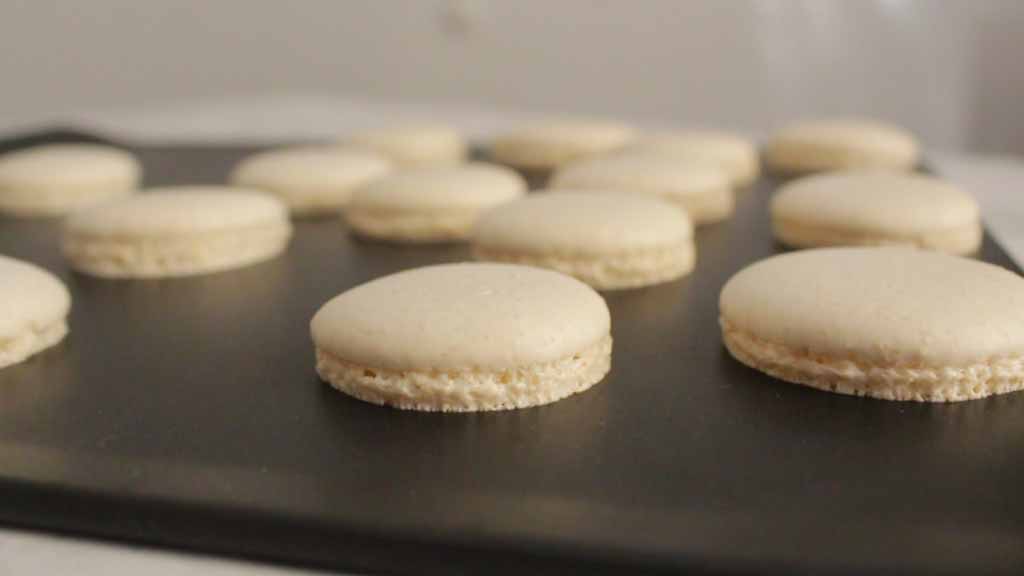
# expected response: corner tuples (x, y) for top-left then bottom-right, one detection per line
(1, 130), (1023, 576)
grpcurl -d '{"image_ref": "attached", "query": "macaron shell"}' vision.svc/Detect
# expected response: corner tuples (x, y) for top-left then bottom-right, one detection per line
(551, 154), (733, 223)
(773, 172), (979, 233)
(765, 118), (919, 173)
(62, 188), (293, 278)
(0, 144), (141, 216)
(0, 144), (140, 188)
(771, 171), (982, 254)
(349, 163), (526, 211)
(628, 131), (759, 187)
(347, 124), (467, 167)
(229, 147), (393, 211)
(65, 187), (290, 236)
(473, 191), (693, 256)
(0, 255), (70, 342)
(490, 120), (637, 169)
(311, 263), (610, 371)
(720, 247), (1024, 367)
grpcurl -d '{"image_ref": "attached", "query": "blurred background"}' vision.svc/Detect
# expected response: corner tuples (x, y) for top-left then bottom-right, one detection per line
(2, 0), (1023, 154)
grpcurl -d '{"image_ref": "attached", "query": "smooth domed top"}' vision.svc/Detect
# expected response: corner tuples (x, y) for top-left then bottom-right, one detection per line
(65, 187), (289, 236)
(772, 171), (979, 232)
(552, 154), (729, 196)
(0, 255), (71, 340)
(311, 263), (610, 370)
(230, 146), (392, 190)
(490, 120), (637, 168)
(496, 120), (636, 145)
(474, 191), (692, 255)
(769, 118), (918, 159)
(626, 131), (758, 185)
(347, 124), (467, 166)
(634, 131), (753, 154)
(719, 248), (1024, 366)
(0, 144), (139, 188)
(349, 163), (526, 211)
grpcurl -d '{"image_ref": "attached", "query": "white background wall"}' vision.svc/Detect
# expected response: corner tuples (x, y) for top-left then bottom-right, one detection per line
(2, 0), (1022, 153)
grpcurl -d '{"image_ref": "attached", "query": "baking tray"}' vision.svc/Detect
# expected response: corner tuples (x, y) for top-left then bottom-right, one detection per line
(1, 130), (1023, 576)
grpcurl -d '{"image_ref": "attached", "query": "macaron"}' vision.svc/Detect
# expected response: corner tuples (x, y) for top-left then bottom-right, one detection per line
(764, 118), (919, 174)
(345, 162), (526, 243)
(772, 171), (982, 255)
(473, 191), (695, 290)
(0, 255), (70, 369)
(0, 143), (140, 217)
(311, 263), (612, 411)
(229, 146), (392, 215)
(346, 124), (468, 168)
(62, 187), (292, 278)
(550, 154), (734, 224)
(627, 131), (760, 188)
(489, 120), (637, 172)
(720, 247), (1024, 402)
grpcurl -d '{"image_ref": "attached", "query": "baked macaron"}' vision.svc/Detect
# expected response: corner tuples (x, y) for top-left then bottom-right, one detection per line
(772, 171), (982, 255)
(311, 263), (612, 411)
(720, 247), (1024, 402)
(490, 120), (637, 173)
(345, 162), (526, 243)
(62, 187), (292, 278)
(0, 143), (140, 217)
(628, 131), (760, 188)
(473, 191), (695, 289)
(764, 118), (919, 174)
(0, 255), (70, 369)
(551, 153), (734, 224)
(229, 146), (392, 216)
(347, 124), (468, 168)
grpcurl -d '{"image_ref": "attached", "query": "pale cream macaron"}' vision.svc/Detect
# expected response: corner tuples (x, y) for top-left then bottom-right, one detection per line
(720, 247), (1024, 402)
(473, 191), (695, 290)
(229, 146), (392, 216)
(489, 120), (637, 172)
(311, 262), (612, 412)
(772, 171), (982, 255)
(0, 255), (70, 369)
(551, 153), (734, 224)
(0, 144), (140, 217)
(62, 187), (292, 278)
(627, 131), (760, 188)
(346, 124), (468, 168)
(345, 162), (526, 243)
(764, 118), (919, 174)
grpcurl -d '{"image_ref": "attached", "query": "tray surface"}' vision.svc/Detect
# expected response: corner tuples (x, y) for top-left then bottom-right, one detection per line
(1, 132), (1023, 575)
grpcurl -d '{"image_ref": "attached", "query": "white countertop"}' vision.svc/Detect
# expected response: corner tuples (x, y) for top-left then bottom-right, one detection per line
(2, 95), (1023, 575)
